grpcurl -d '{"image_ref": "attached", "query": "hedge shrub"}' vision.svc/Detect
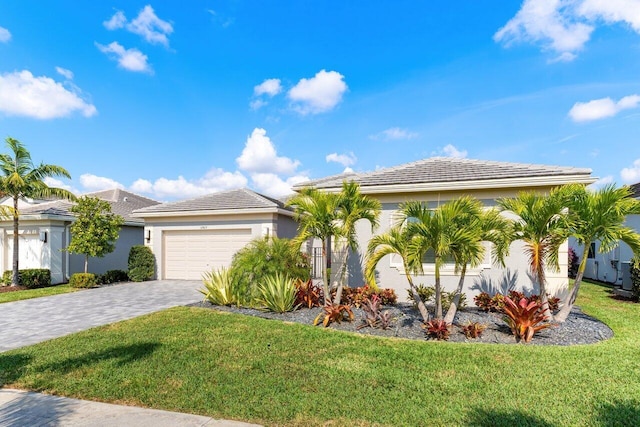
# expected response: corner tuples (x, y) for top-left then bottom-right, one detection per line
(631, 257), (640, 302)
(97, 269), (129, 285)
(2, 269), (51, 289)
(69, 273), (97, 288)
(128, 245), (155, 282)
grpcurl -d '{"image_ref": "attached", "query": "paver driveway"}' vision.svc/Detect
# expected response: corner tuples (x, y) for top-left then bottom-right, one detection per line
(0, 280), (202, 352)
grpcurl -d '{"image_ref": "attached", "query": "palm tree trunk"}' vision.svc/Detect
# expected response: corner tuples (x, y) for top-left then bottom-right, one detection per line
(537, 266), (552, 320)
(11, 196), (19, 287)
(555, 245), (590, 322)
(404, 264), (430, 323)
(444, 264), (467, 324)
(434, 257), (443, 320)
(333, 244), (349, 305)
(321, 239), (331, 305)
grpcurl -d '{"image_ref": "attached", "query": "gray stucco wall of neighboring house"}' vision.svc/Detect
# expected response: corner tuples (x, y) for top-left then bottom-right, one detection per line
(571, 213), (640, 288)
(69, 225), (143, 276)
(276, 215), (298, 239)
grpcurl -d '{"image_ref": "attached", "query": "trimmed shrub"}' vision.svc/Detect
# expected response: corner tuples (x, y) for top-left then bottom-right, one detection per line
(2, 269), (51, 289)
(97, 269), (129, 285)
(631, 257), (640, 302)
(69, 273), (97, 288)
(568, 247), (580, 279)
(128, 245), (155, 282)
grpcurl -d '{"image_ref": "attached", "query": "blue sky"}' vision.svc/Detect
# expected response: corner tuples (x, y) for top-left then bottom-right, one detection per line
(1, 1), (639, 200)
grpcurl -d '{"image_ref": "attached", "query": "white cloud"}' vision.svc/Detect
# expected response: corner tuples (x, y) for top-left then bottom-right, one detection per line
(250, 173), (309, 198)
(104, 10), (126, 30)
(134, 169), (248, 199)
(0, 26), (10, 43)
(96, 42), (151, 73)
(568, 94), (640, 122)
(236, 128), (300, 175)
(589, 175), (614, 189)
(326, 152), (357, 167)
(44, 177), (80, 194)
(441, 144), (468, 158)
(254, 79), (282, 97)
(495, 0), (594, 61)
(127, 5), (173, 46)
(104, 5), (173, 46)
(288, 70), (347, 115)
(249, 99), (268, 110)
(0, 70), (97, 119)
(621, 159), (640, 183)
(55, 67), (74, 80)
(343, 167), (354, 174)
(370, 127), (418, 141)
(578, 0), (640, 32)
(80, 174), (125, 191)
(496, 0), (640, 60)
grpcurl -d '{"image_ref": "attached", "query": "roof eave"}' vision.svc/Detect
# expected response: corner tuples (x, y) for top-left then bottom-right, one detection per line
(132, 206), (294, 218)
(305, 174), (597, 194)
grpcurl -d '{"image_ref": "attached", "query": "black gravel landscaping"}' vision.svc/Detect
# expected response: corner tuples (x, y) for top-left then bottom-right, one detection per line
(190, 301), (613, 346)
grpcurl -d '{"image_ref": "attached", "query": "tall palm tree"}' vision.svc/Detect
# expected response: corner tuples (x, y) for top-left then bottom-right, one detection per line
(555, 184), (640, 322)
(332, 181), (381, 304)
(497, 188), (569, 319)
(0, 137), (76, 286)
(365, 226), (430, 323)
(403, 197), (482, 320)
(443, 207), (512, 324)
(287, 187), (341, 303)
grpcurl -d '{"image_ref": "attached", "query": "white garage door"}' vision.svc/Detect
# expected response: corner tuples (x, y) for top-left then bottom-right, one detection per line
(163, 229), (253, 280)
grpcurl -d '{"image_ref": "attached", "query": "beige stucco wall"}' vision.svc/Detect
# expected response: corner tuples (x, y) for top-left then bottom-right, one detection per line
(317, 186), (569, 302)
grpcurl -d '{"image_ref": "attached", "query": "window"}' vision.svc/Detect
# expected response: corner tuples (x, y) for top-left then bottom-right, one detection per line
(587, 242), (596, 259)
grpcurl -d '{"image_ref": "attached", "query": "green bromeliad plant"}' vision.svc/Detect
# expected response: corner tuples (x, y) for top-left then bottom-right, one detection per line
(257, 273), (298, 313)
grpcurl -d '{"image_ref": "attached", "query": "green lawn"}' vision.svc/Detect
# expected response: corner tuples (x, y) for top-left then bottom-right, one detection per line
(0, 284), (77, 304)
(1, 281), (639, 426)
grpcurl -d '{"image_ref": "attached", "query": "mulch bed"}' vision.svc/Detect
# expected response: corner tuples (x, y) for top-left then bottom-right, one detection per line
(0, 285), (27, 293)
(190, 301), (614, 346)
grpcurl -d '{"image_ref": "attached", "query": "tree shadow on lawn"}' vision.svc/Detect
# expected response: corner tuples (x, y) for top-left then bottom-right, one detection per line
(38, 342), (161, 375)
(0, 353), (33, 386)
(465, 408), (554, 427)
(596, 400), (640, 427)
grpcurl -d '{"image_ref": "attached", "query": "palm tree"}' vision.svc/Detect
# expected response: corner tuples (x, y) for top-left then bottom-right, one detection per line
(555, 184), (640, 322)
(497, 189), (569, 319)
(332, 181), (381, 304)
(287, 187), (341, 303)
(443, 207), (512, 324)
(403, 197), (483, 320)
(0, 137), (76, 286)
(365, 226), (430, 323)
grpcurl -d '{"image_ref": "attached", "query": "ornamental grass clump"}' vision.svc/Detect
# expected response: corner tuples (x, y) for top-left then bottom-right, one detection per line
(502, 296), (554, 343)
(257, 273), (298, 313)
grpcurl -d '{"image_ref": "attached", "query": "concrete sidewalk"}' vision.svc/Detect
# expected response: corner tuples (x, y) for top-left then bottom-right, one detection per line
(0, 280), (202, 353)
(0, 389), (261, 427)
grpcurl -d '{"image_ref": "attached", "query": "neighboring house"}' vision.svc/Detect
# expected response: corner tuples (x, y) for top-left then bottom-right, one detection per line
(571, 182), (640, 290)
(0, 189), (159, 284)
(293, 157), (595, 300)
(132, 188), (298, 280)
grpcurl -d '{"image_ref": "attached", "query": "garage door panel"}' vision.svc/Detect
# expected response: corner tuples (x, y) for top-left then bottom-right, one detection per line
(163, 229), (253, 280)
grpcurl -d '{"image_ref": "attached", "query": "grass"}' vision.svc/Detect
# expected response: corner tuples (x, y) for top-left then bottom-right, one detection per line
(0, 284), (78, 304)
(0, 281), (639, 426)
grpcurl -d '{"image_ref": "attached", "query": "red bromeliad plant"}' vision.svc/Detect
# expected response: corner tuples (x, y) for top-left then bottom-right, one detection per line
(313, 302), (354, 327)
(461, 321), (486, 339)
(423, 319), (451, 340)
(502, 296), (554, 343)
(294, 279), (323, 309)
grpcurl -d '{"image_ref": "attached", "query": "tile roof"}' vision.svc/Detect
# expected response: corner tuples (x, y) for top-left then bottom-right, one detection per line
(132, 188), (291, 215)
(295, 157), (593, 190)
(630, 182), (640, 198)
(19, 189), (159, 224)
